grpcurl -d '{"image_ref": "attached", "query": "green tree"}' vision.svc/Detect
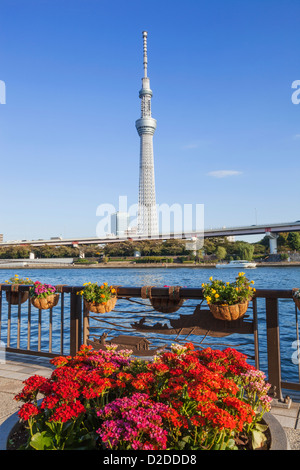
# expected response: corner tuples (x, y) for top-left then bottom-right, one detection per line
(277, 232), (289, 248)
(287, 232), (300, 251)
(234, 242), (254, 261)
(215, 246), (227, 260)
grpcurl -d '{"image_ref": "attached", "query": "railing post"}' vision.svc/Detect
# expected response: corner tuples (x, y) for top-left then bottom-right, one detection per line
(70, 290), (82, 356)
(83, 301), (89, 346)
(265, 297), (283, 401)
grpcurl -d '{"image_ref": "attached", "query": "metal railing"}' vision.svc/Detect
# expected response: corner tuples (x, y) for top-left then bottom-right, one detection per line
(0, 284), (299, 403)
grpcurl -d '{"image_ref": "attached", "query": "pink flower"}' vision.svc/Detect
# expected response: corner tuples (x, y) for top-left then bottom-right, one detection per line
(96, 394), (169, 450)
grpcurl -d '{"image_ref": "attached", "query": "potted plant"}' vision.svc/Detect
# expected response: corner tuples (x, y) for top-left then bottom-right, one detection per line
(5, 342), (286, 450)
(293, 289), (300, 310)
(29, 281), (59, 310)
(77, 282), (117, 313)
(202, 273), (256, 321)
(4, 274), (33, 305)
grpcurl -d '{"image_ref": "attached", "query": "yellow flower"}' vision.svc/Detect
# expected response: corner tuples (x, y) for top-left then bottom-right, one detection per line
(250, 280), (255, 284)
(226, 282), (230, 285)
(104, 282), (107, 286)
(111, 288), (116, 294)
(206, 296), (211, 303)
(209, 276), (213, 281)
(215, 293), (219, 298)
(235, 287), (239, 292)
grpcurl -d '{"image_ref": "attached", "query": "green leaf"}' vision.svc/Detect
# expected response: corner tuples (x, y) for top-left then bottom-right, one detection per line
(251, 429), (267, 450)
(30, 431), (54, 450)
(255, 423), (268, 433)
(224, 438), (238, 450)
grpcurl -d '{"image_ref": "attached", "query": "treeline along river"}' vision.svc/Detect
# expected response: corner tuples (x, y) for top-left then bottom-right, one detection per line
(1, 266), (300, 383)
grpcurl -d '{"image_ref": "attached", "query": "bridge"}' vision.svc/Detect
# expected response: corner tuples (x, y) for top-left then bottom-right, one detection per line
(1, 220), (299, 254)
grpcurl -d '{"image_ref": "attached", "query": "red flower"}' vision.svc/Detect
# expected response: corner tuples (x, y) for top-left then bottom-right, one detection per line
(49, 401), (86, 423)
(18, 403), (40, 421)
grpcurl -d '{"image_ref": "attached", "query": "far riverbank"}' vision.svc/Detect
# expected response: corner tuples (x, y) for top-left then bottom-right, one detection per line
(0, 261), (300, 269)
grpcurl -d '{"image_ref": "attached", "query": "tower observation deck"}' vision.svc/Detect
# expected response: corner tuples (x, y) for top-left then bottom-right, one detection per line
(135, 31), (158, 236)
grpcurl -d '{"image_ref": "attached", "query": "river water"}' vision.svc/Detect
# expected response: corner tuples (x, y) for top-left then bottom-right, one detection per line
(1, 266), (300, 382)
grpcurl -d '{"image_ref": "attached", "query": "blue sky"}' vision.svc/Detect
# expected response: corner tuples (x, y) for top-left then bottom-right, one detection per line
(0, 0), (299, 242)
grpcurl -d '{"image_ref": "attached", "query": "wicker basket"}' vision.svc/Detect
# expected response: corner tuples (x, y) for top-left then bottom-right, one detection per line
(142, 286), (184, 314)
(6, 291), (29, 305)
(84, 297), (117, 314)
(294, 297), (300, 311)
(209, 301), (249, 321)
(30, 293), (60, 310)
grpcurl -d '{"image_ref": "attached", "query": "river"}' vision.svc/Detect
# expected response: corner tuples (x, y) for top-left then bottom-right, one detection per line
(1, 266), (300, 382)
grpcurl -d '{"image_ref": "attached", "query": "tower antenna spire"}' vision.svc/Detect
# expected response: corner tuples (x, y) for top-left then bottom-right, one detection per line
(142, 31), (148, 78)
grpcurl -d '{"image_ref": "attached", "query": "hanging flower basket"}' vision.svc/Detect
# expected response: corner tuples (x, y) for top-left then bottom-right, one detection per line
(31, 294), (60, 310)
(29, 282), (59, 310)
(141, 286), (184, 314)
(84, 297), (117, 314)
(294, 298), (300, 310)
(208, 301), (249, 321)
(293, 289), (300, 310)
(3, 274), (33, 305)
(202, 273), (255, 321)
(77, 282), (117, 314)
(6, 291), (29, 305)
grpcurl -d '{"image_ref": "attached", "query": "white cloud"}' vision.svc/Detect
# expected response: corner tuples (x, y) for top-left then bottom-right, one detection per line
(207, 170), (242, 178)
(293, 134), (300, 140)
(183, 142), (200, 149)
(182, 139), (212, 149)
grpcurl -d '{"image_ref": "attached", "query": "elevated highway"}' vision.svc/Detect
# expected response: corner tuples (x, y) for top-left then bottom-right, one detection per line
(1, 221), (299, 251)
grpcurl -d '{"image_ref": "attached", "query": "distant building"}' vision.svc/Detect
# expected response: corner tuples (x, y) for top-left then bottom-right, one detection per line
(125, 226), (138, 237)
(0, 234), (3, 243)
(111, 212), (129, 237)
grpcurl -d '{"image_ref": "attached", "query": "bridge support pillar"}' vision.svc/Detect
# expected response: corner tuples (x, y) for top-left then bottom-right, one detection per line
(266, 233), (278, 254)
(185, 237), (204, 256)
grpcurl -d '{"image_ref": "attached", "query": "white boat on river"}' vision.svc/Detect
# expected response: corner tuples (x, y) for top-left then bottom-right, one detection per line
(215, 260), (257, 269)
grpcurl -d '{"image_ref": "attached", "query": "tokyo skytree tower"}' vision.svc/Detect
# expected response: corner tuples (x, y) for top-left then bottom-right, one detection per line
(135, 31), (158, 236)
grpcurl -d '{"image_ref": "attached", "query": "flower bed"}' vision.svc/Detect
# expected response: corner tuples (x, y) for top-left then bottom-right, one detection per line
(12, 343), (273, 450)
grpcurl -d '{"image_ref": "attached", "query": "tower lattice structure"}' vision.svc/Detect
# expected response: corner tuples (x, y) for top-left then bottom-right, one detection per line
(135, 31), (158, 236)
